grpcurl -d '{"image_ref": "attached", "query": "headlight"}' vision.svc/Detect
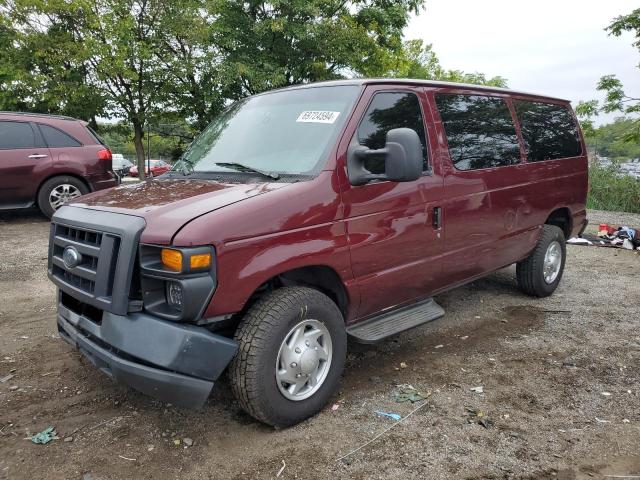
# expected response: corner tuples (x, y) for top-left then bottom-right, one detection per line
(138, 244), (216, 322)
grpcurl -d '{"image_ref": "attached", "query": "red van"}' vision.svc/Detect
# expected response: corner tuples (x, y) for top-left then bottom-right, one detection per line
(0, 112), (118, 218)
(47, 80), (588, 427)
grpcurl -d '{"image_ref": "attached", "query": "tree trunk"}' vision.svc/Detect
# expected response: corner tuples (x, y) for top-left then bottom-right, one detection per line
(132, 119), (147, 180)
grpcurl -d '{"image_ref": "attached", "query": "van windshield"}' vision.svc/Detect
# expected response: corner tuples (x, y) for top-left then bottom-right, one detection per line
(177, 85), (360, 178)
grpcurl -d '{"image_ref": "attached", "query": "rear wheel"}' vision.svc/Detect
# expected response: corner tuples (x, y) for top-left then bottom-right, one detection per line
(516, 224), (566, 297)
(37, 175), (89, 219)
(229, 287), (346, 427)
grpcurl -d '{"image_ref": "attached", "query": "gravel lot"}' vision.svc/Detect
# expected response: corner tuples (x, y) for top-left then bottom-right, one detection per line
(1, 208), (639, 480)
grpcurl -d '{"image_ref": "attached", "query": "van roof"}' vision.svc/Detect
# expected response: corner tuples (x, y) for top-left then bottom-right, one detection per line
(272, 79), (570, 103)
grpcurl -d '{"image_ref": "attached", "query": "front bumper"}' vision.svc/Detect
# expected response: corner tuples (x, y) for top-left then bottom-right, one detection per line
(57, 299), (238, 408)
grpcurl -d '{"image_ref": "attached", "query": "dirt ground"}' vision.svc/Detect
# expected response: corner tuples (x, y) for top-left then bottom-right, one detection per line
(1, 208), (639, 480)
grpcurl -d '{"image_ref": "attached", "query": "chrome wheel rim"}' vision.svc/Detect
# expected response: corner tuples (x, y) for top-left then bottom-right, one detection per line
(275, 319), (332, 401)
(543, 240), (562, 284)
(49, 184), (82, 210)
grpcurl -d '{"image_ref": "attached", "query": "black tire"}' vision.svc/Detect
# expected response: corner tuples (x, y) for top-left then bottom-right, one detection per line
(37, 175), (89, 219)
(516, 224), (566, 297)
(229, 286), (347, 427)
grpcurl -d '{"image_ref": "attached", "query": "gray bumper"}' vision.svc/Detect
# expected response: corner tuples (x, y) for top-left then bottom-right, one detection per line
(57, 301), (238, 409)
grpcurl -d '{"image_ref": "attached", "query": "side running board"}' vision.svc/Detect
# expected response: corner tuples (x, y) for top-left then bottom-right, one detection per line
(346, 298), (445, 344)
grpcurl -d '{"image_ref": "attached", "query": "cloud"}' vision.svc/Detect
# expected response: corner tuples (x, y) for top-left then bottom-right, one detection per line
(406, 0), (639, 124)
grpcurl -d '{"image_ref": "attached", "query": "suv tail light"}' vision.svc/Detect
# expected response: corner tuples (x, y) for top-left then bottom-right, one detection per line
(98, 148), (112, 161)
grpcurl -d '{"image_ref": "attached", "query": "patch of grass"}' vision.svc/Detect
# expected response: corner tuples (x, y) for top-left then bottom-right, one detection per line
(587, 165), (640, 213)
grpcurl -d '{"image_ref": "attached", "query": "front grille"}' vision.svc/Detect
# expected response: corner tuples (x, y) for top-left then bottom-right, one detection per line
(48, 208), (146, 316)
(51, 223), (121, 303)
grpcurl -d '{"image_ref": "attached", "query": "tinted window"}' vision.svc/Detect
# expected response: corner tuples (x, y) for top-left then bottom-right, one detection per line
(435, 94), (521, 170)
(39, 124), (81, 147)
(0, 121), (37, 149)
(514, 101), (581, 161)
(357, 92), (429, 174)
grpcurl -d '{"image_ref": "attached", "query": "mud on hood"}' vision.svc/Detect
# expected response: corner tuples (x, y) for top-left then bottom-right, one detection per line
(70, 179), (289, 244)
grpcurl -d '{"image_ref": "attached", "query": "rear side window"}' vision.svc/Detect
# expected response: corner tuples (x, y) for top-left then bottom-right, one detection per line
(39, 124), (82, 147)
(514, 101), (582, 161)
(435, 94), (521, 171)
(357, 92), (429, 173)
(0, 121), (38, 149)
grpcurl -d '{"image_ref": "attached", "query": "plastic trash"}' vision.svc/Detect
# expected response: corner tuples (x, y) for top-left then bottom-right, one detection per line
(28, 426), (57, 444)
(375, 411), (401, 421)
(567, 237), (593, 245)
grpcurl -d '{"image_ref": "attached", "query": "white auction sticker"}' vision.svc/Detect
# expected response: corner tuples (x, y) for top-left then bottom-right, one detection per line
(296, 111), (340, 124)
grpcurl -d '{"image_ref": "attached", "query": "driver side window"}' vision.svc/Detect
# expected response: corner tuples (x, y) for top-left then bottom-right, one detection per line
(356, 92), (429, 174)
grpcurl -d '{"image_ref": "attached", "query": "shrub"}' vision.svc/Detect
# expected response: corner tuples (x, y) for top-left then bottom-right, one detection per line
(587, 165), (640, 213)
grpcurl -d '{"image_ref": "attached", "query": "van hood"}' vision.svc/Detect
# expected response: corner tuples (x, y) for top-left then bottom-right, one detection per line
(70, 179), (289, 244)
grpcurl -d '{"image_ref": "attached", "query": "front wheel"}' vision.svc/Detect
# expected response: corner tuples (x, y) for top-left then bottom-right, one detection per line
(229, 287), (346, 427)
(516, 224), (566, 297)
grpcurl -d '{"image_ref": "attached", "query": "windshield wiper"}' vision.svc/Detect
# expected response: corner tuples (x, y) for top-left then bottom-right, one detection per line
(214, 162), (280, 180)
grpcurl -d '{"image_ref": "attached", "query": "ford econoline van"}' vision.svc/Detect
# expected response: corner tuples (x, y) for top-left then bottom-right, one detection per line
(47, 80), (588, 426)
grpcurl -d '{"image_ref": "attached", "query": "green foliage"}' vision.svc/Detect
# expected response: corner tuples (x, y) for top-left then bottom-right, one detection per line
(584, 118), (640, 161)
(372, 39), (508, 87)
(2, 0), (510, 170)
(587, 164), (640, 213)
(96, 119), (195, 161)
(212, 0), (423, 95)
(577, 8), (640, 143)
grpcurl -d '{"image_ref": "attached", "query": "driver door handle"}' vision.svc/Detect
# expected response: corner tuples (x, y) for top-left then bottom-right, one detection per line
(433, 206), (442, 229)
(28, 153), (48, 159)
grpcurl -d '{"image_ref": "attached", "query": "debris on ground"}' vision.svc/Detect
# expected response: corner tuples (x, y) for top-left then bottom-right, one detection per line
(570, 224), (640, 250)
(434, 344), (444, 349)
(183, 437), (194, 447)
(331, 403), (340, 411)
(470, 386), (484, 394)
(400, 362), (407, 369)
(28, 426), (58, 444)
(276, 460), (286, 478)
(567, 238), (593, 245)
(375, 411), (401, 421)
(393, 385), (430, 403)
(464, 408), (494, 428)
(0, 373), (15, 383)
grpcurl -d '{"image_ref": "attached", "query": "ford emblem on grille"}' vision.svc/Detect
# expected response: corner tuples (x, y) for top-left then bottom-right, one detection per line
(62, 246), (82, 269)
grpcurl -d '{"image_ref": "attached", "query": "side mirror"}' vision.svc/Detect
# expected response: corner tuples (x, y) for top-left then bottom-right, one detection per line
(347, 128), (423, 186)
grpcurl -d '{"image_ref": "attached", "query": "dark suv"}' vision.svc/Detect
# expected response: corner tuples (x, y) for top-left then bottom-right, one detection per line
(0, 112), (118, 217)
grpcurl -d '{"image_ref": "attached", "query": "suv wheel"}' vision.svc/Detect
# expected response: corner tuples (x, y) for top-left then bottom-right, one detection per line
(38, 175), (89, 218)
(516, 224), (566, 297)
(230, 286), (346, 427)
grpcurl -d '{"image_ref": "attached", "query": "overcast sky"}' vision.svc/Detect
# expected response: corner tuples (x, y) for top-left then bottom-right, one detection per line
(405, 0), (639, 124)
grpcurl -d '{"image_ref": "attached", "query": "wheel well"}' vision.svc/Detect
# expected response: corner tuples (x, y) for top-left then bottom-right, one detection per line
(248, 266), (349, 319)
(35, 173), (91, 206)
(545, 208), (572, 239)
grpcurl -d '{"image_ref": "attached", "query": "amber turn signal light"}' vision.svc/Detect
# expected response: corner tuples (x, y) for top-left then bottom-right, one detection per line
(190, 253), (211, 269)
(161, 249), (183, 271)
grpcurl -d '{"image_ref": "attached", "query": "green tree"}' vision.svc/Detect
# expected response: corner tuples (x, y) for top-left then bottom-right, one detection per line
(211, 0), (423, 96)
(375, 39), (508, 87)
(577, 8), (640, 142)
(584, 118), (640, 161)
(0, 5), (105, 122)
